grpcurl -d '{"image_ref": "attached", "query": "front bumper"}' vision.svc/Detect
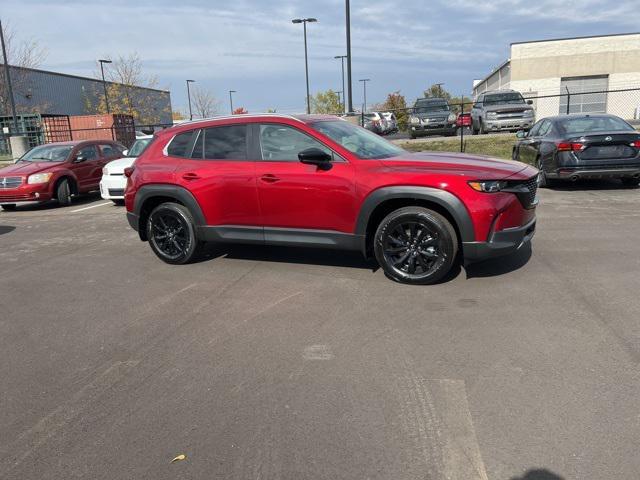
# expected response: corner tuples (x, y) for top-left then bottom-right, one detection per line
(410, 123), (457, 136)
(462, 217), (536, 263)
(99, 174), (126, 199)
(485, 118), (534, 131)
(0, 183), (53, 204)
(548, 166), (640, 180)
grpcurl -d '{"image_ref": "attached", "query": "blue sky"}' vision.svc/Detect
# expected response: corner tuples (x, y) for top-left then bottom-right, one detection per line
(4, 0), (639, 114)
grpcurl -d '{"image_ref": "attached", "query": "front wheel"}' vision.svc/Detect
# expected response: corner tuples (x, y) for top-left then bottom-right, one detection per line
(146, 202), (203, 264)
(1, 204), (16, 211)
(374, 207), (458, 285)
(56, 178), (72, 206)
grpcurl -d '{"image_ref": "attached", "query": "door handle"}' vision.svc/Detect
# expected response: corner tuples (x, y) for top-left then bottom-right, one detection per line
(260, 174), (280, 183)
(182, 172), (201, 180)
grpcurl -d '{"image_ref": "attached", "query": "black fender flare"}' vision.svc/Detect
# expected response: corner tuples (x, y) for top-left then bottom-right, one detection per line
(132, 184), (206, 236)
(354, 186), (476, 247)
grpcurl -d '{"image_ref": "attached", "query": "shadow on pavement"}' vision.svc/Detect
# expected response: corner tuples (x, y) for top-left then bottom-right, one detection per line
(510, 469), (565, 480)
(465, 242), (532, 278)
(0, 225), (16, 235)
(5, 192), (103, 212)
(547, 178), (638, 191)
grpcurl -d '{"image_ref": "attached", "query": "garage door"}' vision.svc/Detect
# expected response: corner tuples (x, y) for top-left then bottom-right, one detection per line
(559, 75), (608, 114)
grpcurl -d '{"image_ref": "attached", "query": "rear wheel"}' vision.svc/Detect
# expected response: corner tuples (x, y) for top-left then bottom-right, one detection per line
(479, 120), (487, 135)
(374, 207), (458, 285)
(621, 177), (640, 187)
(56, 178), (72, 206)
(146, 202), (203, 264)
(1, 204), (16, 211)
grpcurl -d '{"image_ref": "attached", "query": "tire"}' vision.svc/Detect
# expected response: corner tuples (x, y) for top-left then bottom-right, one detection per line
(146, 202), (203, 265)
(479, 120), (487, 135)
(112, 199), (125, 206)
(410, 133), (417, 139)
(56, 178), (72, 206)
(374, 206), (458, 285)
(536, 158), (555, 188)
(1, 204), (16, 211)
(621, 177), (640, 187)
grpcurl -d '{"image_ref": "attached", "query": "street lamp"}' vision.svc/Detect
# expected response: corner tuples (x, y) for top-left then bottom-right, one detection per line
(229, 90), (236, 114)
(98, 59), (112, 114)
(186, 79), (195, 120)
(336, 90), (343, 113)
(345, 0), (354, 113)
(292, 17), (317, 114)
(359, 78), (370, 113)
(334, 55), (347, 113)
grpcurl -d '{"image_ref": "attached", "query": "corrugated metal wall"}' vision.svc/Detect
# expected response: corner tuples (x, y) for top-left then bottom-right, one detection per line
(4, 66), (172, 125)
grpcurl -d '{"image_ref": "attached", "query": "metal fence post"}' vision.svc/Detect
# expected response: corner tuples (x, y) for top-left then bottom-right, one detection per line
(459, 100), (464, 153)
(565, 86), (570, 115)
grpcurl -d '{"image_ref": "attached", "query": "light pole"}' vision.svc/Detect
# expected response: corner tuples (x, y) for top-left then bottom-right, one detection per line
(229, 90), (236, 114)
(334, 55), (347, 113)
(359, 78), (370, 113)
(186, 79), (195, 120)
(345, 0), (354, 113)
(336, 90), (343, 113)
(98, 59), (112, 114)
(292, 17), (317, 114)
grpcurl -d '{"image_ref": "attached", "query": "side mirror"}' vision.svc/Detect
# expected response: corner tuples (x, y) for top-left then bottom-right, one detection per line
(298, 147), (332, 170)
(526, 100), (533, 105)
(516, 130), (528, 139)
(122, 149), (129, 156)
(74, 155), (87, 163)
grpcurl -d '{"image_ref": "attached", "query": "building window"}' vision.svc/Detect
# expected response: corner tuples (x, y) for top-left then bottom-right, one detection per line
(559, 75), (608, 114)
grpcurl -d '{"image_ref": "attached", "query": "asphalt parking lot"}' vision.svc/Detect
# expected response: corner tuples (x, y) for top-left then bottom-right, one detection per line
(1, 184), (639, 480)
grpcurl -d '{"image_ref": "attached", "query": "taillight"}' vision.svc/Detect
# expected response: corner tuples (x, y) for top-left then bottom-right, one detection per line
(124, 166), (135, 177)
(557, 142), (585, 152)
(631, 140), (640, 148)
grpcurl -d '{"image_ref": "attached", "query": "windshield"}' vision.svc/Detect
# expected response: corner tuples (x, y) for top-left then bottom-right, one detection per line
(559, 116), (635, 135)
(311, 120), (404, 159)
(483, 93), (525, 105)
(128, 138), (152, 157)
(20, 145), (73, 162)
(414, 101), (449, 114)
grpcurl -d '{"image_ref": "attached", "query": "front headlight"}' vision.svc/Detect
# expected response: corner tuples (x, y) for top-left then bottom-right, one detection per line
(468, 180), (507, 193)
(524, 110), (535, 117)
(410, 116), (420, 125)
(102, 166), (109, 175)
(447, 113), (456, 123)
(27, 173), (53, 184)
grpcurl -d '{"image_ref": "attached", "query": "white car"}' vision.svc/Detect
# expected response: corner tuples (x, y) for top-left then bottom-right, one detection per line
(100, 135), (153, 205)
(382, 112), (398, 134)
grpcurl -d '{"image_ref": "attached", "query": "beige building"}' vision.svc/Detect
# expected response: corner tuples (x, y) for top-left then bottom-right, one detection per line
(472, 33), (640, 120)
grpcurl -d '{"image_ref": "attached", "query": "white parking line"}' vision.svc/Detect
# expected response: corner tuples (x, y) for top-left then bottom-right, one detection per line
(71, 202), (112, 213)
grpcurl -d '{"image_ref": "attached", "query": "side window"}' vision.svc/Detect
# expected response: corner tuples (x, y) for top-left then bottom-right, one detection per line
(167, 130), (198, 157)
(528, 120), (543, 137)
(99, 144), (117, 159)
(538, 120), (552, 137)
(259, 124), (332, 161)
(203, 125), (247, 160)
(77, 145), (98, 161)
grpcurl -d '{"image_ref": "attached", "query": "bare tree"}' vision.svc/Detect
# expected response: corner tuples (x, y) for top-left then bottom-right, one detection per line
(0, 22), (48, 115)
(191, 87), (219, 118)
(86, 52), (170, 125)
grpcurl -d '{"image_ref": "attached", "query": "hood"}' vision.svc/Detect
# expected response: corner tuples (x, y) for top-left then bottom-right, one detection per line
(381, 151), (533, 180)
(105, 157), (136, 173)
(485, 104), (533, 114)
(0, 161), (62, 176)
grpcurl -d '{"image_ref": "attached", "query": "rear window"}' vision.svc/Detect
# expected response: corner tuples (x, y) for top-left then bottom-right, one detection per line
(559, 116), (634, 135)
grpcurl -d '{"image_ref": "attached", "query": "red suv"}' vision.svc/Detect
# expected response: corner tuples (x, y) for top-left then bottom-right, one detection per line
(0, 140), (125, 210)
(125, 114), (538, 284)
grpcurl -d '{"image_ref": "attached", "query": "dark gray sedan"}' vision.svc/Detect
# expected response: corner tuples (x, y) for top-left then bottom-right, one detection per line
(513, 114), (640, 187)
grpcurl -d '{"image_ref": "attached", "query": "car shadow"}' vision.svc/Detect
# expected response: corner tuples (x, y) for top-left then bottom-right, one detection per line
(8, 192), (103, 212)
(547, 178), (637, 191)
(0, 225), (16, 235)
(510, 469), (565, 480)
(465, 242), (532, 278)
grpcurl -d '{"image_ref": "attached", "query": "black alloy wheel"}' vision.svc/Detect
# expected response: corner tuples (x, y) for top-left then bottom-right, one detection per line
(147, 202), (202, 264)
(374, 207), (458, 285)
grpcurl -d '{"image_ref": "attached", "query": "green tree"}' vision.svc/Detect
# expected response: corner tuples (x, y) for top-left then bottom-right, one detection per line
(449, 95), (472, 113)
(380, 91), (408, 131)
(310, 89), (342, 114)
(424, 84), (452, 100)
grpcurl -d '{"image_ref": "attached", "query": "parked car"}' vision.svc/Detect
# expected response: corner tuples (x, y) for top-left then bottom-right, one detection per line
(100, 135), (153, 205)
(0, 140), (125, 210)
(409, 98), (457, 138)
(513, 114), (640, 187)
(456, 112), (472, 129)
(361, 112), (385, 135)
(471, 89), (535, 134)
(381, 112), (398, 134)
(124, 113), (538, 284)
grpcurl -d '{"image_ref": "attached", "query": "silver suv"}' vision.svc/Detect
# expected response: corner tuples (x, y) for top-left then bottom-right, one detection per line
(471, 89), (535, 134)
